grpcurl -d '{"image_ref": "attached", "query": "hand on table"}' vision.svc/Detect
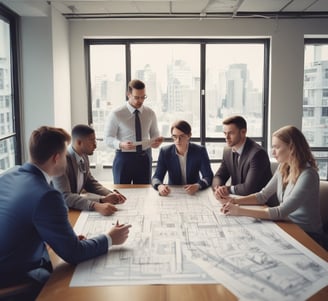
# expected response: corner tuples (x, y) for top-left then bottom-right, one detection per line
(184, 184), (200, 195)
(158, 184), (170, 196)
(108, 221), (132, 245)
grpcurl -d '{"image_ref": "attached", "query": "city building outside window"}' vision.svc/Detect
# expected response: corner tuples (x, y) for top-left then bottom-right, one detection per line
(86, 39), (269, 175)
(0, 4), (21, 174)
(303, 40), (328, 180)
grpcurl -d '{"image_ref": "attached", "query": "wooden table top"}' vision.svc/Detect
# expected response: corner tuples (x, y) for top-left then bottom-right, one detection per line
(37, 185), (328, 301)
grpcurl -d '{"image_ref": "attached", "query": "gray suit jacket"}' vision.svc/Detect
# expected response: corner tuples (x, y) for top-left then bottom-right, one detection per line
(53, 146), (112, 211)
(212, 138), (278, 206)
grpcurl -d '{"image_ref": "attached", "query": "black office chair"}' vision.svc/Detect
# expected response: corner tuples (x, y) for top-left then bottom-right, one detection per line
(0, 280), (36, 301)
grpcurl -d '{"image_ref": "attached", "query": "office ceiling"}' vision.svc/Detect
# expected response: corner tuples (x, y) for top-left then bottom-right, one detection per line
(1, 0), (328, 19)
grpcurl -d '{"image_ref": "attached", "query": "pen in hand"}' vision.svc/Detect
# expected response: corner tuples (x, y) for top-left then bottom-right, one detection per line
(113, 189), (127, 202)
(112, 220), (125, 226)
(109, 220), (132, 245)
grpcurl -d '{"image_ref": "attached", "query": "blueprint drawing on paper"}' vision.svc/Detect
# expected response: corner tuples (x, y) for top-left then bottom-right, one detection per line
(70, 187), (328, 301)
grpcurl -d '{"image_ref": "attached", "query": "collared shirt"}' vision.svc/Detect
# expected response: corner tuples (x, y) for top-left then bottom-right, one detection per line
(232, 143), (245, 161)
(32, 164), (53, 186)
(175, 145), (189, 185)
(71, 148), (85, 193)
(104, 102), (160, 150)
(230, 142), (246, 194)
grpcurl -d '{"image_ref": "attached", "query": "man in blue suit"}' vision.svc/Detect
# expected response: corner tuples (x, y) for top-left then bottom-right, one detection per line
(0, 126), (131, 300)
(152, 120), (213, 196)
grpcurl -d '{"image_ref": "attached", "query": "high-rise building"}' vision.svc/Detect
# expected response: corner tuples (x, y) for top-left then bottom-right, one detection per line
(0, 24), (15, 171)
(303, 60), (328, 147)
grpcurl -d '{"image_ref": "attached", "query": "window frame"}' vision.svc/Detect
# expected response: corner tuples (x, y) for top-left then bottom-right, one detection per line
(0, 3), (22, 169)
(85, 38), (270, 164)
(303, 38), (328, 180)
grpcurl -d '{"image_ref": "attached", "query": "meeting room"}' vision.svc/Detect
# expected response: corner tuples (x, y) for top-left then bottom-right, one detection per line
(0, 0), (328, 300)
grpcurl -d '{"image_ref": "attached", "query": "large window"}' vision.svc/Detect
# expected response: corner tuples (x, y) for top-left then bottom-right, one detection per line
(86, 39), (269, 169)
(303, 40), (328, 180)
(0, 4), (21, 173)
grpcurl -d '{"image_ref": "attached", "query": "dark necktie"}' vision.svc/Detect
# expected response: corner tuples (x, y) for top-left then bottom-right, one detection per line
(134, 110), (142, 153)
(79, 159), (86, 173)
(233, 152), (240, 183)
(233, 152), (239, 168)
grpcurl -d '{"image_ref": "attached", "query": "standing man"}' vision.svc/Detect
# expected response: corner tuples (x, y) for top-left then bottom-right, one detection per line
(105, 79), (163, 184)
(0, 126), (131, 300)
(53, 124), (126, 216)
(212, 115), (277, 206)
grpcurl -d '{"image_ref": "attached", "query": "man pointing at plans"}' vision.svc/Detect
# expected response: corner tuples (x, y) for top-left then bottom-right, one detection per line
(0, 126), (131, 300)
(105, 79), (163, 184)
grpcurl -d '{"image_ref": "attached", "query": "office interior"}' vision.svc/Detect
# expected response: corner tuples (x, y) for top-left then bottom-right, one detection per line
(1, 0), (328, 168)
(1, 1), (328, 300)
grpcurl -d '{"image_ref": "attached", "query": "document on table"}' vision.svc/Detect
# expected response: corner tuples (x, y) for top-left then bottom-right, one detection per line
(70, 187), (328, 301)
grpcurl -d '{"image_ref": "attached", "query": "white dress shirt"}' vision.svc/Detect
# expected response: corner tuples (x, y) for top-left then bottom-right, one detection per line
(176, 147), (188, 185)
(104, 102), (160, 151)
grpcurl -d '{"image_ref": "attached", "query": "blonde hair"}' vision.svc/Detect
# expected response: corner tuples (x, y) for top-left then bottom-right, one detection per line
(273, 125), (317, 186)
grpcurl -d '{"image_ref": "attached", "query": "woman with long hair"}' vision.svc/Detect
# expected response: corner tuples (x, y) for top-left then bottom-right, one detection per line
(220, 125), (323, 243)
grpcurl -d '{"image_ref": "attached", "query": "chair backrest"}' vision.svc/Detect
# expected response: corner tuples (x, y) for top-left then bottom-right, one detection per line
(0, 281), (34, 300)
(319, 180), (328, 231)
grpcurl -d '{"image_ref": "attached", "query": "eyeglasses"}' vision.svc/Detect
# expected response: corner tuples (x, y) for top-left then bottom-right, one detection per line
(131, 95), (147, 100)
(172, 134), (188, 140)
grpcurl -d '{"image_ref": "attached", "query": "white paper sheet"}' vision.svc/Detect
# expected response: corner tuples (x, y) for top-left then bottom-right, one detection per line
(121, 139), (156, 152)
(70, 187), (328, 301)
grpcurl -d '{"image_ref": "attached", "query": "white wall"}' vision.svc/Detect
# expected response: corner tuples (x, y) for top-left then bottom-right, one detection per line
(20, 6), (70, 160)
(20, 14), (53, 159)
(51, 6), (71, 130)
(19, 14), (328, 159)
(68, 17), (328, 141)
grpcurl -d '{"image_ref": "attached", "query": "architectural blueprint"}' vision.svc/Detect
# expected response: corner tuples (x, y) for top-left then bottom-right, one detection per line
(70, 187), (328, 301)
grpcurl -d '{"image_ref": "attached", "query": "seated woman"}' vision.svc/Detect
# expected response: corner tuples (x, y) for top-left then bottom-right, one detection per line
(152, 120), (213, 196)
(221, 125), (323, 243)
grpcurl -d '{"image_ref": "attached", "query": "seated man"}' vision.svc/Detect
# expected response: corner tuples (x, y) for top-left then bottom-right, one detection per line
(53, 124), (126, 216)
(152, 120), (213, 196)
(0, 126), (130, 300)
(212, 115), (277, 206)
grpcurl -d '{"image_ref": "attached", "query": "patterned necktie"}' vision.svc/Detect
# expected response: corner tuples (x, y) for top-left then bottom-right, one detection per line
(79, 159), (86, 173)
(134, 110), (142, 153)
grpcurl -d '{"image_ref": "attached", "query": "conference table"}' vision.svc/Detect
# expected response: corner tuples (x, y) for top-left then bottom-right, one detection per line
(36, 184), (328, 301)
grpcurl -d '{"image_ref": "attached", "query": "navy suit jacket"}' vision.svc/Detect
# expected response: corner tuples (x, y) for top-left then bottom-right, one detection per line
(0, 163), (108, 285)
(152, 143), (213, 190)
(212, 138), (277, 206)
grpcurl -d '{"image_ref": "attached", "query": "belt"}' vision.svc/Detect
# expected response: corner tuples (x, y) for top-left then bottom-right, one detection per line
(116, 149), (148, 155)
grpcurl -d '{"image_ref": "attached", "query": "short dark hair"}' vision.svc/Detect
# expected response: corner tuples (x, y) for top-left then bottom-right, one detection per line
(128, 79), (145, 93)
(29, 126), (71, 165)
(72, 124), (95, 140)
(171, 120), (192, 135)
(222, 115), (247, 130)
